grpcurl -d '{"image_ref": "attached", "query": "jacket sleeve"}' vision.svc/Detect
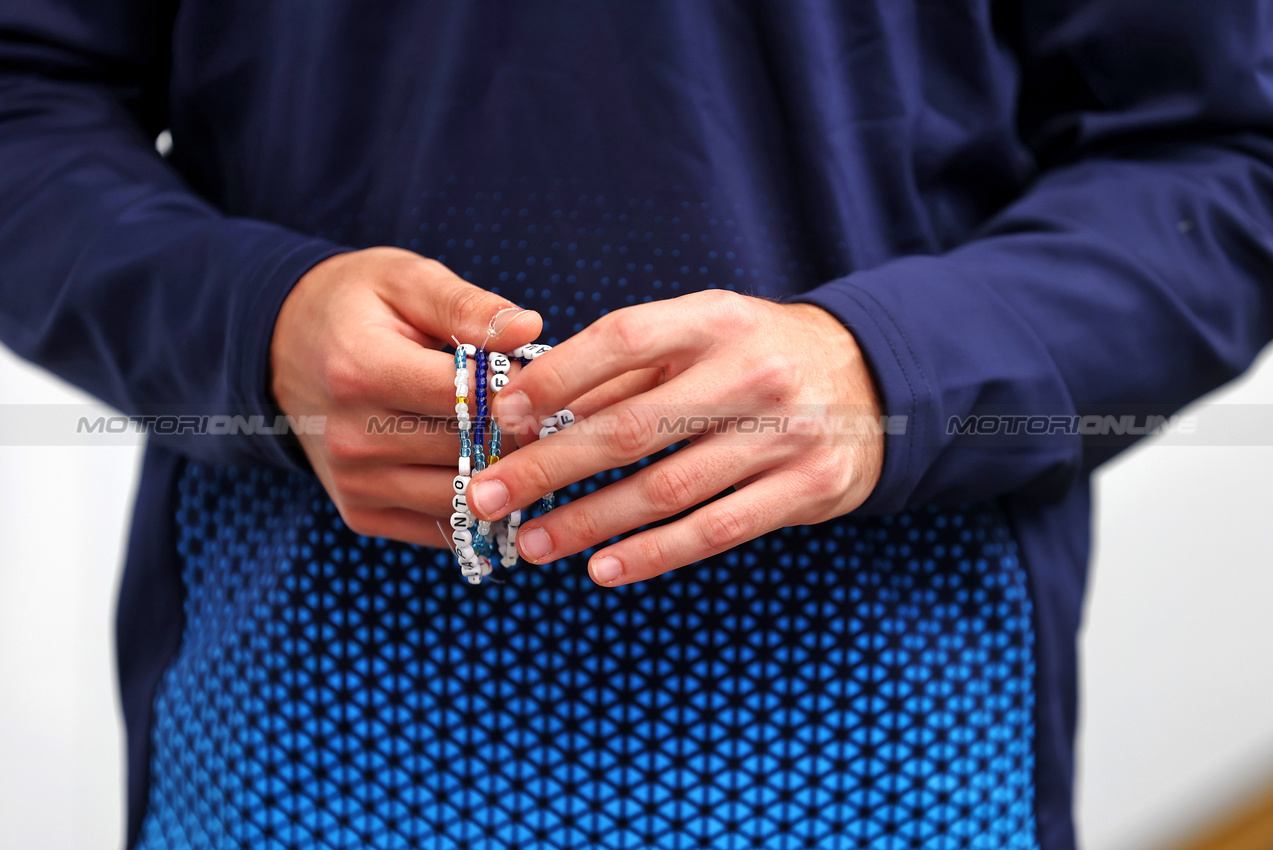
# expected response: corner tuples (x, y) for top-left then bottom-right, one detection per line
(795, 0), (1273, 513)
(0, 0), (346, 470)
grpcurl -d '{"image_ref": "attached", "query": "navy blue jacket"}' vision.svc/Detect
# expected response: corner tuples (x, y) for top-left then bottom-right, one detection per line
(1, 2), (1271, 849)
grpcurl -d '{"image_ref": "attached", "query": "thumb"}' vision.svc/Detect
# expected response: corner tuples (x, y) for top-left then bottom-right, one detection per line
(384, 254), (543, 351)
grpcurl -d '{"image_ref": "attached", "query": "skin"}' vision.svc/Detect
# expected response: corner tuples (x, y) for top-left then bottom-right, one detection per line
(466, 289), (885, 587)
(270, 247), (543, 549)
(273, 251), (884, 583)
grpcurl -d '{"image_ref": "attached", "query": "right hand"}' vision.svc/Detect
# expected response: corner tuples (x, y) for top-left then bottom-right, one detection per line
(270, 247), (543, 548)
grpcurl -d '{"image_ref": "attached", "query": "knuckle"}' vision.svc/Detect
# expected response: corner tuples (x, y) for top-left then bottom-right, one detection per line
(796, 454), (851, 508)
(326, 426), (378, 465)
(379, 254), (427, 295)
(415, 256), (447, 277)
(324, 354), (371, 406)
(645, 464), (698, 515)
(528, 356), (571, 402)
(635, 533), (671, 572)
(609, 405), (656, 459)
(515, 456), (557, 503)
(697, 288), (753, 329)
(748, 351), (799, 396)
(563, 503), (603, 546)
(340, 507), (382, 539)
(608, 311), (648, 361)
(331, 469), (375, 502)
(448, 284), (495, 329)
(701, 507), (750, 552)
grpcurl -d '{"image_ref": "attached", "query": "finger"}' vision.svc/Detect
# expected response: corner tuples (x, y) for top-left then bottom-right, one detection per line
(506, 367), (664, 445)
(339, 505), (453, 550)
(350, 330), (469, 414)
(550, 365), (666, 425)
(378, 256), (543, 350)
(584, 470), (801, 586)
(469, 362), (768, 522)
(357, 332), (526, 419)
(334, 463), (464, 516)
(491, 294), (732, 430)
(335, 359), (532, 466)
(510, 434), (780, 564)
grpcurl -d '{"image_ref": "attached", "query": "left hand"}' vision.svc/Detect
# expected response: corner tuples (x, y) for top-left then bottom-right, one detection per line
(466, 290), (885, 586)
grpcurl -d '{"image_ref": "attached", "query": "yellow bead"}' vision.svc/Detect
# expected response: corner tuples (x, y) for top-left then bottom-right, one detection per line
(489, 454), (498, 465)
(456, 396), (466, 404)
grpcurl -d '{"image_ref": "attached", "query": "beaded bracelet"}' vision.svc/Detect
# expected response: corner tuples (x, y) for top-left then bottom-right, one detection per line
(448, 341), (573, 584)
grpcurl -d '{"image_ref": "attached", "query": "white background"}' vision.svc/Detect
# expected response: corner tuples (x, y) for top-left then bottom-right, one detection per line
(1, 343), (1271, 850)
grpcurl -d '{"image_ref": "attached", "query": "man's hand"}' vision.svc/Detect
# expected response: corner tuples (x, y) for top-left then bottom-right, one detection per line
(270, 247), (542, 548)
(466, 289), (884, 585)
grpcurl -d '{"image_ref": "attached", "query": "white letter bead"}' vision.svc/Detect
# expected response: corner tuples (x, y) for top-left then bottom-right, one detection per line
(491, 373), (510, 391)
(458, 343), (476, 356)
(449, 512), (469, 530)
(458, 455), (471, 476)
(455, 402), (468, 415)
(501, 554), (518, 567)
(461, 562), (480, 576)
(453, 475), (470, 494)
(489, 353), (511, 373)
(457, 545), (476, 559)
(555, 409), (576, 428)
(451, 528), (473, 547)
(539, 425), (559, 440)
(466, 574), (482, 585)
(539, 414), (559, 428)
(451, 493), (468, 512)
(508, 509), (522, 527)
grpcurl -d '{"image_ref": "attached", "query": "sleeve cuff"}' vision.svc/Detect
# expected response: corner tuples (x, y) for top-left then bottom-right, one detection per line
(228, 225), (351, 473)
(789, 261), (941, 515)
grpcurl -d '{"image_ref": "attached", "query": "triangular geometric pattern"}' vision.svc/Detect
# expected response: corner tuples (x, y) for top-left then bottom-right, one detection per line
(136, 461), (1037, 849)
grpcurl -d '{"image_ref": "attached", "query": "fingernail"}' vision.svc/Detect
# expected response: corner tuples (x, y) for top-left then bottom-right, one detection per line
(488, 307), (531, 337)
(518, 526), (551, 561)
(494, 390), (532, 429)
(590, 555), (623, 585)
(470, 479), (508, 518)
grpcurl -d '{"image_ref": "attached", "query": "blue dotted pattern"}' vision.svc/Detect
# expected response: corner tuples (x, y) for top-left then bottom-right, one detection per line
(138, 180), (1036, 847)
(136, 461), (1037, 849)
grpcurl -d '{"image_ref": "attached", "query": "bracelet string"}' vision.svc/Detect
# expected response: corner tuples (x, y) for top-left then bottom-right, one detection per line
(449, 341), (572, 584)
